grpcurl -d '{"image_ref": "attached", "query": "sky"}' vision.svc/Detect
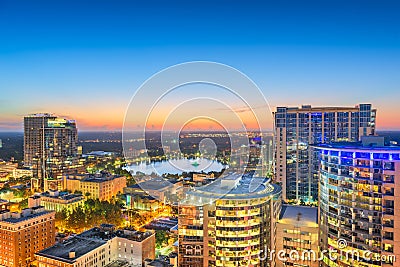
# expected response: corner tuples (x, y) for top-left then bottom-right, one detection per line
(0, 0), (399, 131)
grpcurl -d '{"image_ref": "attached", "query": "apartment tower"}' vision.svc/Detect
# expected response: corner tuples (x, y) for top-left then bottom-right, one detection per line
(316, 136), (400, 267)
(274, 104), (376, 203)
(24, 113), (78, 190)
(178, 173), (282, 267)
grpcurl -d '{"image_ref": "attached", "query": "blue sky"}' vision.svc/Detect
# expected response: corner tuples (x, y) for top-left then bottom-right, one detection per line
(0, 0), (399, 130)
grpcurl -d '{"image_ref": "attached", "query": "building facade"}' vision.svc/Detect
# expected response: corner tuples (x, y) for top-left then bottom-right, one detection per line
(24, 114), (78, 190)
(36, 225), (155, 267)
(0, 205), (55, 267)
(40, 191), (85, 212)
(276, 205), (319, 267)
(178, 173), (282, 267)
(274, 104), (376, 203)
(64, 173), (127, 201)
(316, 137), (400, 267)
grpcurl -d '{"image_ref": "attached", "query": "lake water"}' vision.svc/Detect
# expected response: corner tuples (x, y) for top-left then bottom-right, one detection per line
(126, 158), (227, 175)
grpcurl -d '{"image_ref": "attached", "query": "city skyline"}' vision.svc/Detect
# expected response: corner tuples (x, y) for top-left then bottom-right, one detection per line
(1, 0), (400, 131)
(2, 2), (400, 267)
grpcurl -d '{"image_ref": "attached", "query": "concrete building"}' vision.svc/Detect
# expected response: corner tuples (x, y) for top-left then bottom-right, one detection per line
(315, 136), (400, 267)
(276, 205), (319, 267)
(0, 203), (55, 267)
(0, 161), (18, 173)
(24, 113), (78, 190)
(178, 173), (282, 267)
(124, 178), (181, 211)
(36, 224), (155, 267)
(274, 104), (376, 203)
(12, 168), (33, 179)
(0, 162), (33, 180)
(192, 173), (215, 183)
(124, 178), (182, 204)
(39, 191), (85, 212)
(125, 190), (160, 212)
(64, 173), (126, 201)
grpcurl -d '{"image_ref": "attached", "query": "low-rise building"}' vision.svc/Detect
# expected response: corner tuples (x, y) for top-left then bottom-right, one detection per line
(40, 191), (85, 212)
(36, 224), (155, 267)
(0, 162), (33, 180)
(192, 173), (214, 183)
(125, 178), (182, 204)
(124, 185), (161, 212)
(12, 168), (33, 179)
(64, 173), (126, 201)
(0, 161), (18, 173)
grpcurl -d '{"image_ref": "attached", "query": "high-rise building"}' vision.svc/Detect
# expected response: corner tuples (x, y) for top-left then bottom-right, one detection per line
(315, 136), (400, 267)
(178, 173), (281, 267)
(274, 104), (376, 203)
(276, 205), (319, 267)
(24, 113), (78, 190)
(0, 202), (55, 267)
(36, 224), (155, 267)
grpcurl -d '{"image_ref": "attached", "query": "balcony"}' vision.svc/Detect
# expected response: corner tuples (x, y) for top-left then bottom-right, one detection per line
(340, 212), (352, 219)
(354, 216), (369, 222)
(354, 227), (369, 235)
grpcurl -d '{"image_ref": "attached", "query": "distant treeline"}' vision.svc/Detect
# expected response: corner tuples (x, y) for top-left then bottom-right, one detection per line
(1, 131), (398, 162)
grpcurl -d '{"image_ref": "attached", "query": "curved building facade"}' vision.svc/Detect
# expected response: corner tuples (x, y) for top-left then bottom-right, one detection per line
(316, 137), (400, 267)
(178, 173), (281, 267)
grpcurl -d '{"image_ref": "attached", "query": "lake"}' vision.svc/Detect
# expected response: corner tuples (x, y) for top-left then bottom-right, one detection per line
(126, 158), (227, 175)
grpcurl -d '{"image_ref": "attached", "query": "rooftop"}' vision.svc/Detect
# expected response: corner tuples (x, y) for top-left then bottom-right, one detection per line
(36, 235), (107, 263)
(315, 139), (400, 152)
(1, 208), (53, 224)
(278, 205), (318, 228)
(36, 226), (154, 263)
(131, 178), (179, 191)
(25, 113), (55, 118)
(41, 192), (83, 201)
(66, 172), (124, 182)
(186, 173), (281, 200)
(275, 104), (373, 112)
(105, 260), (129, 267)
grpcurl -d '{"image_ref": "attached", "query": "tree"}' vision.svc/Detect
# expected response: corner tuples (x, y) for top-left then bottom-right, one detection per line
(67, 206), (86, 232)
(155, 230), (169, 248)
(55, 209), (68, 230)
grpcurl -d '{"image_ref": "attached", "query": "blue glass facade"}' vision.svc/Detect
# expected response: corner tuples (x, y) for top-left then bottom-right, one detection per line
(316, 143), (400, 267)
(274, 104), (376, 203)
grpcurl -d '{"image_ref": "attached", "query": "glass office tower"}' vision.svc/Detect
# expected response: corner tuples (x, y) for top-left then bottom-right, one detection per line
(315, 137), (400, 267)
(274, 104), (376, 203)
(24, 113), (78, 190)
